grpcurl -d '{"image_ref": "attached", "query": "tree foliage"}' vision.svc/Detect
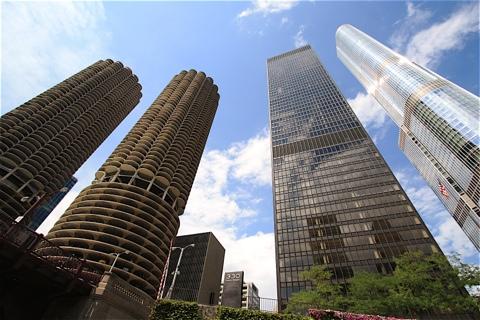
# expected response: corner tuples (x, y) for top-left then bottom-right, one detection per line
(348, 271), (395, 316)
(149, 299), (202, 320)
(286, 251), (480, 317)
(285, 265), (348, 314)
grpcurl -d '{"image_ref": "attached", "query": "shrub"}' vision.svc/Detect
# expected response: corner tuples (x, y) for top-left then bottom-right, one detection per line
(149, 299), (202, 320)
(307, 309), (414, 320)
(150, 299), (313, 320)
(217, 306), (311, 320)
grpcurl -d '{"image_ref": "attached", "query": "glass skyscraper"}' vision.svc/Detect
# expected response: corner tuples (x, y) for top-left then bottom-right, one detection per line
(27, 176), (77, 230)
(267, 45), (442, 309)
(162, 232), (225, 305)
(336, 24), (480, 250)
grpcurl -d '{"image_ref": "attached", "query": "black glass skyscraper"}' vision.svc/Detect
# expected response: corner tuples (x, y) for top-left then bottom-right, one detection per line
(162, 232), (225, 305)
(27, 176), (77, 230)
(267, 45), (443, 309)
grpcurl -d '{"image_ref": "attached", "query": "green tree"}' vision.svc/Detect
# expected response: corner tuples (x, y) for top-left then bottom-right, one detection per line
(449, 253), (480, 288)
(285, 266), (349, 314)
(387, 251), (479, 316)
(347, 271), (394, 316)
(285, 251), (480, 317)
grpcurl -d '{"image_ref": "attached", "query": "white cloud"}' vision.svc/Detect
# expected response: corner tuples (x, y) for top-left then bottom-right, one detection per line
(37, 127), (276, 296)
(180, 221), (276, 299)
(347, 92), (388, 129)
(281, 17), (289, 25)
(405, 2), (479, 68)
(435, 218), (477, 259)
(293, 25), (307, 48)
(230, 129), (272, 186)
(1, 1), (110, 113)
(181, 130), (271, 227)
(394, 170), (445, 218)
(221, 232), (275, 299)
(348, 2), (478, 141)
(178, 129), (275, 297)
(389, 1), (432, 50)
(394, 169), (477, 261)
(356, 1), (478, 134)
(182, 150), (257, 227)
(238, 0), (298, 18)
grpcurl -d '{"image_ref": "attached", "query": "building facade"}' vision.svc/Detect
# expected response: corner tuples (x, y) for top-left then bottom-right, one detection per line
(162, 232), (225, 305)
(43, 70), (220, 298)
(220, 271), (245, 308)
(27, 176), (77, 231)
(241, 282), (260, 310)
(219, 274), (260, 310)
(267, 45), (443, 309)
(336, 24), (480, 250)
(0, 60), (142, 221)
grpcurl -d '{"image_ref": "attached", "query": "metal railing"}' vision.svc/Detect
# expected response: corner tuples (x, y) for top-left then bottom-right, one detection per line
(162, 286), (279, 313)
(0, 214), (102, 286)
(161, 287), (199, 302)
(245, 296), (278, 313)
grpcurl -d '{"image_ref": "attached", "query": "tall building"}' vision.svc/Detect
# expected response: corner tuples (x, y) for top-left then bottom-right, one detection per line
(336, 24), (480, 250)
(267, 45), (443, 309)
(0, 60), (142, 221)
(219, 280), (260, 310)
(43, 70), (220, 298)
(27, 176), (77, 230)
(162, 232), (225, 305)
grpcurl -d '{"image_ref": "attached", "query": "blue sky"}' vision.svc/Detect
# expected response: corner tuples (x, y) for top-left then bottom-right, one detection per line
(2, 1), (479, 298)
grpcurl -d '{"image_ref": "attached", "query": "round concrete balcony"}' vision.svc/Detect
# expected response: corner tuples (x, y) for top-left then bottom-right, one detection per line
(45, 69), (219, 298)
(0, 59), (142, 220)
(45, 182), (179, 297)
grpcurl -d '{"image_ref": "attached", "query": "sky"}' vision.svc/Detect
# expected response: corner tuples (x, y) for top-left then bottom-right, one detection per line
(1, 0), (479, 299)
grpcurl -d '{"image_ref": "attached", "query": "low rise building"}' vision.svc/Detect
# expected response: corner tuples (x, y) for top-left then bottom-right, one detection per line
(162, 232), (225, 305)
(219, 272), (260, 310)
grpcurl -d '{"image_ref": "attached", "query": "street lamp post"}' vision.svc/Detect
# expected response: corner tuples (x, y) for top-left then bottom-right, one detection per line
(164, 243), (195, 299)
(109, 251), (130, 272)
(17, 194), (43, 223)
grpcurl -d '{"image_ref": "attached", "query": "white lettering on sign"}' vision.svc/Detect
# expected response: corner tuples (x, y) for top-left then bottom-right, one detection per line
(225, 273), (242, 281)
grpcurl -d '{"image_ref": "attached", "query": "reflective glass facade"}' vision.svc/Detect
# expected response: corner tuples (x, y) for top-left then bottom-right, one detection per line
(267, 45), (442, 309)
(27, 176), (77, 230)
(336, 25), (480, 250)
(163, 232), (225, 305)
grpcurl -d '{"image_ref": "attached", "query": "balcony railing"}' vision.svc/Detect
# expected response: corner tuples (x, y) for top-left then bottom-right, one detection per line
(0, 214), (102, 286)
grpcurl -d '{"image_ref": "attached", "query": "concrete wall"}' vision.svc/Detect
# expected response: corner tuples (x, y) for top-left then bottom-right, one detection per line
(43, 272), (154, 320)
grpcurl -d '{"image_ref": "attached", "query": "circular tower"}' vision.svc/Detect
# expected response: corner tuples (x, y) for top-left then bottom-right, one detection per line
(44, 70), (220, 298)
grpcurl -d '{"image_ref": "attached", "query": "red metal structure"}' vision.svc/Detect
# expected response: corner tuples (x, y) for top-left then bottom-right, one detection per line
(0, 214), (102, 319)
